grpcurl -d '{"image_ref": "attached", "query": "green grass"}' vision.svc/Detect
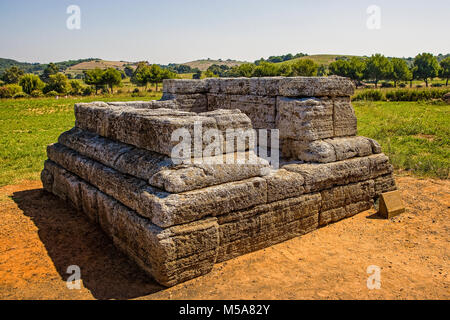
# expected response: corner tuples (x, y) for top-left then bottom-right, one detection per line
(354, 101), (449, 179)
(0, 93), (162, 186)
(0, 98), (448, 187)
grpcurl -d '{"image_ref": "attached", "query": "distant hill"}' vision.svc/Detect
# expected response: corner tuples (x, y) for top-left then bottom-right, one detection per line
(0, 58), (98, 75)
(276, 54), (361, 66)
(181, 59), (247, 71)
(66, 60), (135, 75)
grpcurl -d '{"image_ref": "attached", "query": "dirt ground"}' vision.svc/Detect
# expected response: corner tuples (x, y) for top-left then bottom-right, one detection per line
(0, 175), (448, 300)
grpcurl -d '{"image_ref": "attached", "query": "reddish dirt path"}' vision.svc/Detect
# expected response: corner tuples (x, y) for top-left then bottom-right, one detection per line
(0, 175), (448, 300)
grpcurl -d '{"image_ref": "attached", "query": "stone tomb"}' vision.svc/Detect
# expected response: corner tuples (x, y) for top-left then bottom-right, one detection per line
(41, 77), (397, 286)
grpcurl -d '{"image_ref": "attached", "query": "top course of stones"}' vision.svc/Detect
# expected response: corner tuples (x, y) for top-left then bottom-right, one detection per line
(163, 76), (355, 97)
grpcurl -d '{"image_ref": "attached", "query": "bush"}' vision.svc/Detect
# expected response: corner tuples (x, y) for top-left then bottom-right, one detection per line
(385, 88), (450, 101)
(381, 82), (394, 88)
(132, 88), (139, 93)
(30, 90), (43, 98)
(0, 84), (22, 98)
(399, 83), (407, 88)
(46, 90), (59, 97)
(352, 89), (385, 101)
(431, 83), (444, 87)
(13, 92), (29, 99)
(82, 86), (93, 96)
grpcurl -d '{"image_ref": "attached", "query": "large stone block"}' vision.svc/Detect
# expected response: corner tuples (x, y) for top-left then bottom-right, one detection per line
(160, 93), (208, 113)
(207, 94), (277, 129)
(163, 79), (209, 94)
(74, 103), (252, 157)
(264, 169), (305, 202)
(207, 78), (251, 95)
(217, 194), (321, 262)
(278, 76), (355, 97)
(319, 200), (374, 226)
(333, 97), (357, 137)
(276, 97), (334, 141)
(283, 154), (394, 192)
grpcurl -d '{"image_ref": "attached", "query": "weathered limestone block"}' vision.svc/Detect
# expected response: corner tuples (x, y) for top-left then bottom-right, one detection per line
(75, 103), (252, 157)
(276, 97), (334, 141)
(319, 200), (374, 226)
(283, 154), (394, 192)
(207, 78), (251, 95)
(207, 94), (277, 129)
(160, 93), (208, 113)
(249, 77), (282, 96)
(320, 180), (375, 212)
(46, 144), (268, 228)
(281, 139), (337, 163)
(150, 177), (267, 228)
(333, 97), (357, 137)
(107, 100), (178, 110)
(264, 169), (305, 203)
(43, 160), (220, 287)
(324, 136), (373, 161)
(216, 194), (321, 262)
(374, 174), (397, 196)
(278, 76), (355, 97)
(163, 79), (209, 94)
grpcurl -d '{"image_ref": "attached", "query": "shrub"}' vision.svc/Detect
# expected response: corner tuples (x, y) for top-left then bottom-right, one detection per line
(13, 92), (29, 99)
(0, 84), (22, 98)
(385, 88), (449, 101)
(399, 83), (407, 88)
(132, 88), (139, 93)
(82, 86), (93, 96)
(19, 74), (45, 94)
(30, 90), (43, 98)
(431, 83), (444, 87)
(352, 89), (385, 101)
(381, 82), (394, 88)
(45, 90), (59, 97)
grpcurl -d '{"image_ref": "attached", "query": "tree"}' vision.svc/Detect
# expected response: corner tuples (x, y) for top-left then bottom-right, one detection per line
(43, 73), (70, 94)
(252, 62), (280, 77)
(329, 59), (351, 78)
(41, 63), (59, 83)
(348, 57), (366, 86)
(124, 66), (134, 78)
(390, 58), (412, 87)
(413, 53), (440, 87)
(365, 54), (393, 88)
(235, 63), (256, 77)
(69, 80), (83, 95)
(101, 68), (122, 93)
(83, 68), (105, 94)
(291, 59), (318, 76)
(192, 70), (202, 79)
(439, 57), (450, 86)
(1, 66), (24, 84)
(19, 74), (45, 94)
(131, 62), (151, 90)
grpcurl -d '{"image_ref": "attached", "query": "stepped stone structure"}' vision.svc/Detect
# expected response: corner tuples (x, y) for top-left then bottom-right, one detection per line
(41, 77), (397, 287)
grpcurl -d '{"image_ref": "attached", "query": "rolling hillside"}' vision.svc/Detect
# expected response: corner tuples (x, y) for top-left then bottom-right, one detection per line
(276, 54), (361, 66)
(181, 59), (247, 71)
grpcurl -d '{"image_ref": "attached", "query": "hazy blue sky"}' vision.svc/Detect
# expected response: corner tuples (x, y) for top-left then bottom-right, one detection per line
(0, 0), (449, 64)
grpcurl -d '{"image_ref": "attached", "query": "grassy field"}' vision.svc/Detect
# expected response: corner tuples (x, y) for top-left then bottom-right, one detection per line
(354, 101), (449, 179)
(0, 97), (448, 187)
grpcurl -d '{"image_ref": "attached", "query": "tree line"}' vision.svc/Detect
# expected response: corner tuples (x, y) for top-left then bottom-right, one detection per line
(0, 61), (177, 98)
(202, 53), (450, 88)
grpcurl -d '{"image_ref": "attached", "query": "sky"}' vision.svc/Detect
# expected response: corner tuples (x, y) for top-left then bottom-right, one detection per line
(0, 0), (449, 64)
